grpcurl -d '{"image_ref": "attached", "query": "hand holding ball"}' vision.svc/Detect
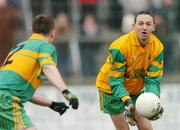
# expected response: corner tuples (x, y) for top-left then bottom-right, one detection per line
(136, 93), (163, 120)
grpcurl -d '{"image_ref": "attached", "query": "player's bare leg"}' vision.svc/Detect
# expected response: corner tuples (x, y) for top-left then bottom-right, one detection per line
(135, 111), (153, 130)
(110, 113), (130, 130)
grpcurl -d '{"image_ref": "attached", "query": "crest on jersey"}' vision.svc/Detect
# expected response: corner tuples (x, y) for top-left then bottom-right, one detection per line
(131, 56), (136, 62)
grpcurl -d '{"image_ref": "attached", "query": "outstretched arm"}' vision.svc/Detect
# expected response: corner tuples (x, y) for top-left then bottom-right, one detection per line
(30, 95), (52, 107)
(42, 64), (67, 92)
(37, 44), (78, 109)
(30, 95), (69, 116)
(42, 64), (79, 109)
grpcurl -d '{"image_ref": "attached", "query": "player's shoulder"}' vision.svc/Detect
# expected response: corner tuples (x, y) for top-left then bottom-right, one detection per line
(109, 32), (130, 50)
(23, 39), (55, 50)
(150, 34), (164, 49)
(42, 41), (55, 48)
(33, 39), (55, 48)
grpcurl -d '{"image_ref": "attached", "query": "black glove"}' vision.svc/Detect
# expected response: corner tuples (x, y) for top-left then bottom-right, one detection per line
(148, 106), (164, 120)
(124, 99), (137, 126)
(50, 101), (69, 116)
(62, 89), (79, 109)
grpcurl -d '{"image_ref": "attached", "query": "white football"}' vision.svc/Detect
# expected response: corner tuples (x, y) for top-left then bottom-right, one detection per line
(135, 93), (161, 118)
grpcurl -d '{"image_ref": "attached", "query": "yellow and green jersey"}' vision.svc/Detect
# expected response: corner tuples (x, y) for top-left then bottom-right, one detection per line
(96, 31), (164, 99)
(0, 33), (57, 103)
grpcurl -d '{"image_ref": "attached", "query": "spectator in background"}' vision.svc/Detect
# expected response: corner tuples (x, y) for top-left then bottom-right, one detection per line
(0, 0), (17, 66)
(81, 14), (99, 37)
(56, 13), (72, 37)
(79, 0), (99, 23)
(54, 13), (72, 77)
(80, 14), (101, 76)
(153, 14), (167, 37)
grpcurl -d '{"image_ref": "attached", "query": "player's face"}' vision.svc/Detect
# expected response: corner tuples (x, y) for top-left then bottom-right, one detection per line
(133, 14), (155, 41)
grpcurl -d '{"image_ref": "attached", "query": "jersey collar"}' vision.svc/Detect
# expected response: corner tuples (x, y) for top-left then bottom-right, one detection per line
(28, 33), (45, 40)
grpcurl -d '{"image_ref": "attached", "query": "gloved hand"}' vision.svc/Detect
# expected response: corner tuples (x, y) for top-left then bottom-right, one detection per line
(49, 101), (69, 116)
(124, 99), (137, 126)
(148, 106), (164, 120)
(62, 89), (79, 109)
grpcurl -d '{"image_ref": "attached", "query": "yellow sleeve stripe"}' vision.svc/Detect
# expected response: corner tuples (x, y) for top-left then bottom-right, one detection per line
(147, 70), (163, 77)
(109, 70), (124, 78)
(151, 61), (163, 69)
(111, 62), (126, 70)
(121, 96), (131, 103)
(39, 53), (51, 58)
(40, 59), (56, 67)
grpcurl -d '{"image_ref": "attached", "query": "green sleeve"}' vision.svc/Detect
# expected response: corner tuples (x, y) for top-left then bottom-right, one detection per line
(38, 43), (57, 80)
(38, 43), (57, 65)
(109, 48), (129, 99)
(145, 50), (164, 97)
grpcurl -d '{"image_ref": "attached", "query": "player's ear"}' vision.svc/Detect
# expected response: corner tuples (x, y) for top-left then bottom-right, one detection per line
(49, 29), (56, 42)
(132, 23), (135, 29)
(52, 29), (56, 38)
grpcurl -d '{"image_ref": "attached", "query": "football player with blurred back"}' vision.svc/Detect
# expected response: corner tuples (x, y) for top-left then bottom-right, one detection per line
(0, 15), (79, 130)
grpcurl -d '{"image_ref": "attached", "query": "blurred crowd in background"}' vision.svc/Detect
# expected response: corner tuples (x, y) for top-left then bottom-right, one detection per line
(0, 0), (180, 83)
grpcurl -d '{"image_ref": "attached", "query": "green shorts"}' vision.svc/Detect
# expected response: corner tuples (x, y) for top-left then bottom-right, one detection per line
(99, 90), (143, 115)
(0, 90), (33, 130)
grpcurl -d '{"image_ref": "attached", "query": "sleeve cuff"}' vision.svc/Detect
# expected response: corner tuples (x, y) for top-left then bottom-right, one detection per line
(121, 95), (131, 103)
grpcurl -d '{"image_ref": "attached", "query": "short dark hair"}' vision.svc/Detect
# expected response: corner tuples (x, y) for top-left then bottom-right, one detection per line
(32, 15), (55, 35)
(134, 11), (155, 23)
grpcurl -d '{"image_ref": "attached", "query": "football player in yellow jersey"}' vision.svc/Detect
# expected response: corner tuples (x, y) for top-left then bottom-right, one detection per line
(96, 11), (164, 130)
(0, 15), (78, 130)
